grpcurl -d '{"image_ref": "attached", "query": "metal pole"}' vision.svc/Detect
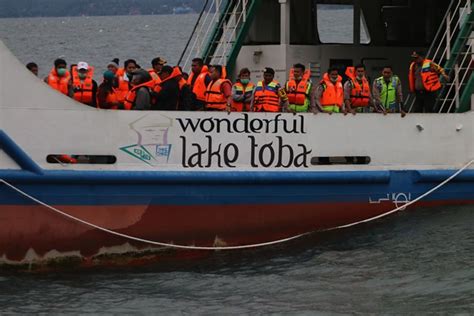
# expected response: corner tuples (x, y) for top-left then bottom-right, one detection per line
(353, 0), (361, 45)
(446, 11), (452, 60)
(454, 63), (460, 110)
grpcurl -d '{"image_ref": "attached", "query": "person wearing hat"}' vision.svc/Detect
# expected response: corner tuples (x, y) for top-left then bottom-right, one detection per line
(97, 70), (122, 110)
(44, 58), (73, 97)
(149, 57), (167, 83)
(251, 67), (288, 112)
(408, 51), (449, 113)
(71, 61), (97, 107)
(107, 59), (120, 76)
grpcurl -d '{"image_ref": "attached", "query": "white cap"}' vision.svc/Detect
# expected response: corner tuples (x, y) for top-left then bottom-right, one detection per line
(77, 61), (89, 70)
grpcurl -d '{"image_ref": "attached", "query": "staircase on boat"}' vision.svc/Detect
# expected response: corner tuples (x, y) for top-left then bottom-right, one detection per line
(408, 0), (473, 113)
(178, 0), (260, 76)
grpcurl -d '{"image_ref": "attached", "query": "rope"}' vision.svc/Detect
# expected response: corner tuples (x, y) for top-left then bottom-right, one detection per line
(1, 159), (473, 250)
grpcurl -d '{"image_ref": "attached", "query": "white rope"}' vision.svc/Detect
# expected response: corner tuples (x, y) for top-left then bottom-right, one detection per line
(1, 159), (472, 250)
(325, 159), (474, 231)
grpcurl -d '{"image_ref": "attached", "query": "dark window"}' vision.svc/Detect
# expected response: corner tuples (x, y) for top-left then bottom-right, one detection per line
(311, 156), (371, 165)
(47, 155), (116, 165)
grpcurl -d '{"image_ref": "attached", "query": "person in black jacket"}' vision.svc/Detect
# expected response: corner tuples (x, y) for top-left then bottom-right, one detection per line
(154, 65), (180, 111)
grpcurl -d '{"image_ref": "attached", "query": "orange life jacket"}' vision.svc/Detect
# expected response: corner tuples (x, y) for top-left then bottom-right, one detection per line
(286, 79), (311, 106)
(97, 87), (120, 109)
(205, 78), (232, 111)
(187, 65), (209, 102)
(123, 80), (155, 110)
(253, 80), (281, 112)
(232, 81), (255, 112)
(409, 59), (442, 92)
(47, 67), (71, 96)
(148, 69), (162, 85)
(345, 67), (370, 107)
(320, 73), (343, 107)
(71, 65), (95, 105)
(153, 67), (182, 94)
(116, 68), (125, 77)
(116, 73), (131, 103)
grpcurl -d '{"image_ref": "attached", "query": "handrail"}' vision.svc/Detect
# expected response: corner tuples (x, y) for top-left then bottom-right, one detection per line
(408, 0), (472, 113)
(177, 0), (210, 66)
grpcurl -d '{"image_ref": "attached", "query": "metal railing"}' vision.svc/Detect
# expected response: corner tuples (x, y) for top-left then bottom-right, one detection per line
(178, 0), (253, 72)
(407, 0), (473, 113)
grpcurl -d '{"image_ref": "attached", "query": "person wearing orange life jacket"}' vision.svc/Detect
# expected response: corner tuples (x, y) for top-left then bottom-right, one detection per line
(251, 67), (288, 113)
(44, 58), (73, 97)
(187, 58), (212, 111)
(97, 71), (122, 109)
(123, 69), (155, 110)
(205, 65), (233, 112)
(148, 57), (166, 84)
(344, 64), (382, 114)
(314, 67), (344, 114)
(231, 68), (255, 112)
(285, 63), (314, 113)
(175, 68), (193, 111)
(116, 59), (138, 104)
(71, 62), (97, 107)
(409, 51), (449, 113)
(153, 65), (181, 111)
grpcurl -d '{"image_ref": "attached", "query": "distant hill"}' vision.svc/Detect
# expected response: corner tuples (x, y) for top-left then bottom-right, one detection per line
(0, 0), (203, 18)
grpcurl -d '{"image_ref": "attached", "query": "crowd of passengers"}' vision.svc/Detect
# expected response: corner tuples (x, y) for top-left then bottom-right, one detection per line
(25, 50), (448, 114)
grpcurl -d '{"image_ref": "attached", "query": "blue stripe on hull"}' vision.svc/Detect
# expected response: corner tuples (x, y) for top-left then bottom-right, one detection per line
(0, 169), (473, 206)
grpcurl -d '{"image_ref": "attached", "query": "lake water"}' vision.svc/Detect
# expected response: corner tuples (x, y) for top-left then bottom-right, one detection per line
(0, 14), (473, 314)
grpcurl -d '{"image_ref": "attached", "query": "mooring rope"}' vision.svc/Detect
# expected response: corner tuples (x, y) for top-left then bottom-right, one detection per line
(1, 159), (473, 250)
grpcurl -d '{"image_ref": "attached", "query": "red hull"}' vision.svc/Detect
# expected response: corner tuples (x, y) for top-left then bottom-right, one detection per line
(0, 201), (472, 271)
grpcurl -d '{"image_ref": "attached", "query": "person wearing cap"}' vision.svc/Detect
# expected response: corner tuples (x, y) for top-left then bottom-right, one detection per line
(97, 70), (122, 110)
(231, 68), (255, 112)
(123, 69), (155, 110)
(343, 64), (383, 114)
(44, 58), (73, 97)
(251, 67), (288, 112)
(149, 57), (167, 83)
(313, 67), (344, 114)
(409, 51), (449, 113)
(71, 61), (97, 107)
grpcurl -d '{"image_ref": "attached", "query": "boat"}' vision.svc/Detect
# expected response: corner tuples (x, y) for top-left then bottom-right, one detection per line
(0, 0), (473, 271)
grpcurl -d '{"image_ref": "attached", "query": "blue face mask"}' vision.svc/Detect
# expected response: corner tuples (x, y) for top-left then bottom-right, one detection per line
(78, 72), (87, 80)
(240, 79), (250, 85)
(56, 68), (67, 77)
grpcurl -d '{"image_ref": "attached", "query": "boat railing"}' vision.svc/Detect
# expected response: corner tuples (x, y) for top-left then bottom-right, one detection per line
(407, 0), (473, 113)
(178, 0), (259, 76)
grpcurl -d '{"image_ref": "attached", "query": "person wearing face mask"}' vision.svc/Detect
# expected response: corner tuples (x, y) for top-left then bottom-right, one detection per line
(313, 67), (343, 114)
(231, 68), (255, 112)
(71, 62), (97, 107)
(344, 64), (379, 114)
(97, 70), (122, 110)
(116, 59), (138, 104)
(45, 58), (73, 97)
(286, 63), (313, 113)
